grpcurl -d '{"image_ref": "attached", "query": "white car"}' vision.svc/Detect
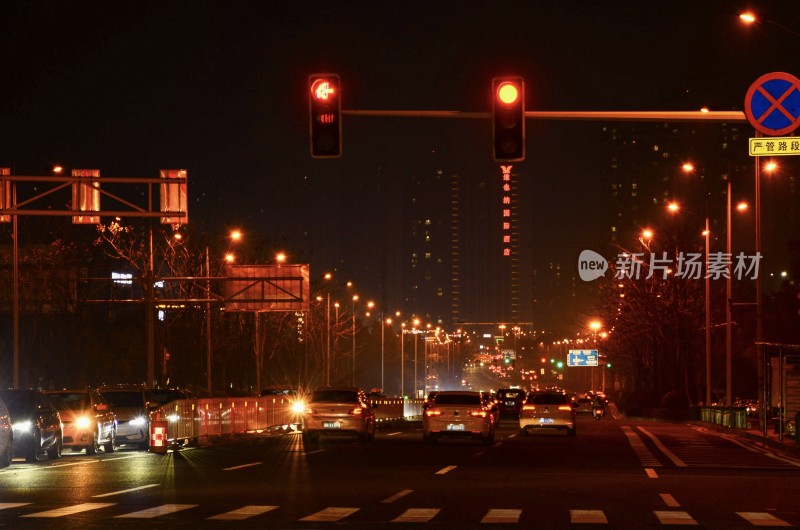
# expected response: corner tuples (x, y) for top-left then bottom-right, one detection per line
(423, 391), (495, 445)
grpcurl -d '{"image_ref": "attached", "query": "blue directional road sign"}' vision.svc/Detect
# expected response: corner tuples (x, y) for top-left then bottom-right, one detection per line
(568, 349), (599, 367)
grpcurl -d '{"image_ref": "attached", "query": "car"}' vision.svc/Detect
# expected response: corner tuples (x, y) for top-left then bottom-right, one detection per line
(0, 397), (12, 467)
(0, 389), (63, 462)
(45, 389), (116, 454)
(98, 385), (156, 449)
(496, 388), (527, 418)
(520, 391), (576, 437)
(301, 387), (376, 444)
(423, 390), (495, 445)
(480, 391), (500, 425)
(572, 396), (594, 415)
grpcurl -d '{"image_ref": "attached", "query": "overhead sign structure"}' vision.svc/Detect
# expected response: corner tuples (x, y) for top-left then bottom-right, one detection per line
(749, 136), (800, 157)
(568, 349), (598, 367)
(744, 72), (800, 136)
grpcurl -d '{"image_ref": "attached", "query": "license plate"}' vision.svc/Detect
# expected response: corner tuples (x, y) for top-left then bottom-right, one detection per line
(323, 422), (340, 429)
(539, 418), (555, 424)
(506, 401), (515, 406)
(447, 423), (465, 431)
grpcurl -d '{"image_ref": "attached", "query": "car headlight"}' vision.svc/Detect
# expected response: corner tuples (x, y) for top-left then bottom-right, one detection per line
(129, 416), (147, 427)
(75, 417), (92, 429)
(291, 401), (306, 414)
(13, 420), (33, 432)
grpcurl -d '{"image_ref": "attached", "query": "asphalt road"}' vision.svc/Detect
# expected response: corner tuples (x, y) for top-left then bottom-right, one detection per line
(1, 413), (799, 529)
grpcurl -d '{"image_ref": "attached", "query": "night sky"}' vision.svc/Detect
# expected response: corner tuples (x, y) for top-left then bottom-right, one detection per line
(2, 0), (799, 312)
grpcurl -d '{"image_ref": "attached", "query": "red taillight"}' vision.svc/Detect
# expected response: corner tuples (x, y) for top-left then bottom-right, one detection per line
(349, 407), (364, 415)
(522, 404), (536, 411)
(558, 405), (572, 411)
(469, 410), (487, 418)
(425, 409), (442, 417)
(304, 408), (316, 415)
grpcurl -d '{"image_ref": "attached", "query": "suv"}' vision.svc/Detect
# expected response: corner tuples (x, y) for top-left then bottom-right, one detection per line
(496, 388), (526, 418)
(0, 389), (63, 462)
(46, 389), (117, 454)
(301, 387), (376, 444)
(98, 385), (156, 449)
(519, 391), (576, 437)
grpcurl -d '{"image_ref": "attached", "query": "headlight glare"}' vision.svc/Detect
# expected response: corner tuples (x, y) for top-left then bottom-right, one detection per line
(130, 416), (147, 427)
(75, 417), (92, 429)
(13, 420), (33, 432)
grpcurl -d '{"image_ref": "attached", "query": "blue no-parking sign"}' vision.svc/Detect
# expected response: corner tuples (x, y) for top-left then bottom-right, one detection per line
(744, 72), (800, 136)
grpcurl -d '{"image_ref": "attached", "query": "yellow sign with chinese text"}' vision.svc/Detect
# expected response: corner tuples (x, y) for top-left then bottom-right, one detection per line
(749, 137), (800, 156)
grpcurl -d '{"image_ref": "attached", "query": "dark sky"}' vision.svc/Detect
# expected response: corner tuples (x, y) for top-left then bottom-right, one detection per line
(2, 0), (799, 306)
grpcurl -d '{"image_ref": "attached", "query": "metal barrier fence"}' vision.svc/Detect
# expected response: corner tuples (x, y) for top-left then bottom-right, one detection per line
(151, 397), (424, 446)
(699, 406), (748, 429)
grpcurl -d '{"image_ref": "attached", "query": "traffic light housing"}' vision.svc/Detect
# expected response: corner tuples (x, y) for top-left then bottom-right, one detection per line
(492, 77), (525, 162)
(308, 74), (342, 158)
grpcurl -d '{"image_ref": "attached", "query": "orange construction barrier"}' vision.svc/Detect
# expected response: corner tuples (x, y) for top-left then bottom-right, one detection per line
(149, 420), (168, 454)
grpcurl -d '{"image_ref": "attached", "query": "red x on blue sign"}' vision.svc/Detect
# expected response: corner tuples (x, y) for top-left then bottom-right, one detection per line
(744, 72), (800, 136)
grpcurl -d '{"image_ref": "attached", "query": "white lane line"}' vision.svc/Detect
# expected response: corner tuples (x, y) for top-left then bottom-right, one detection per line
(481, 508), (522, 523)
(208, 505), (278, 520)
(299, 507), (359, 522)
(382, 489), (414, 503)
(653, 510), (698, 525)
(303, 449), (326, 455)
(223, 462), (263, 471)
(660, 493), (681, 507)
(92, 484), (160, 498)
(637, 427), (688, 467)
(387, 431), (403, 436)
(570, 509), (608, 524)
(645, 468), (659, 478)
(392, 508), (440, 523)
(736, 512), (792, 527)
(22, 503), (115, 518)
(46, 460), (100, 468)
(0, 503), (31, 511)
(115, 504), (197, 518)
(435, 465), (457, 475)
(621, 426), (661, 467)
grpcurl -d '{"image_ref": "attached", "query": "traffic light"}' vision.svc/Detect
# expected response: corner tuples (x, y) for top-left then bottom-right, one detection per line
(308, 73), (342, 158)
(492, 77), (525, 162)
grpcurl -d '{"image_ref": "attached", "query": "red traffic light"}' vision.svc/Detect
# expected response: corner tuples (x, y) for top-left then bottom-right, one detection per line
(308, 73), (342, 158)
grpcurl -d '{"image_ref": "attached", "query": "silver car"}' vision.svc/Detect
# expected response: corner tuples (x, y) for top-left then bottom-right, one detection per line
(423, 391), (495, 445)
(301, 387), (376, 444)
(98, 385), (155, 449)
(519, 391), (576, 436)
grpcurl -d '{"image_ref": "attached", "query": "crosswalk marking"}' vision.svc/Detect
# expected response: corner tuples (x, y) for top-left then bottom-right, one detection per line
(299, 507), (359, 522)
(481, 509), (521, 523)
(0, 503), (31, 511)
(207, 505), (278, 520)
(435, 465), (457, 475)
(621, 426), (662, 467)
(645, 468), (659, 478)
(114, 504), (197, 518)
(736, 512), (791, 527)
(22, 502), (115, 518)
(570, 509), (608, 524)
(392, 508), (439, 523)
(382, 489), (413, 503)
(653, 510), (698, 525)
(637, 427), (687, 467)
(660, 493), (680, 507)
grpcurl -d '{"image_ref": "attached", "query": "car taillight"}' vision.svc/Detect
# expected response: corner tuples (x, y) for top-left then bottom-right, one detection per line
(349, 407), (364, 415)
(304, 408), (316, 415)
(522, 404), (536, 411)
(469, 410), (487, 418)
(425, 409), (442, 417)
(558, 405), (573, 411)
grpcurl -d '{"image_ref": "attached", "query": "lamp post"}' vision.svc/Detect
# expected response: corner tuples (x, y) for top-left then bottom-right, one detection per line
(703, 219), (711, 405)
(352, 294), (359, 387)
(413, 318), (420, 397)
(333, 302), (340, 384)
(401, 322), (406, 397)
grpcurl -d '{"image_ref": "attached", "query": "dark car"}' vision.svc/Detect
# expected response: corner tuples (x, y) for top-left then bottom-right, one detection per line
(0, 397), (12, 467)
(0, 389), (63, 462)
(496, 388), (527, 418)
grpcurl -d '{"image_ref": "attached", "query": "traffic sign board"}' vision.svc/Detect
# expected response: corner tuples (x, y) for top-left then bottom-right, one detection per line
(744, 72), (800, 136)
(749, 136), (800, 156)
(568, 349), (598, 367)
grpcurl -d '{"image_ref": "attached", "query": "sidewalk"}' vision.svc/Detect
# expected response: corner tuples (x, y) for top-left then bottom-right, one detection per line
(699, 418), (800, 458)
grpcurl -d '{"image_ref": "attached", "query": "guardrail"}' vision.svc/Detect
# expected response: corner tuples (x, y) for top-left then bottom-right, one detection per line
(150, 397), (424, 447)
(698, 406), (749, 429)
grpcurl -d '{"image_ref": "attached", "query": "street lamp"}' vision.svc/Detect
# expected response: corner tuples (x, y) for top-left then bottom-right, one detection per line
(413, 318), (421, 397)
(323, 273), (332, 386)
(352, 294), (359, 386)
(401, 322), (406, 397)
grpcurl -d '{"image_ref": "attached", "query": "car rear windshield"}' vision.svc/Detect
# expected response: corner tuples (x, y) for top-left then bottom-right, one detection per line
(100, 391), (145, 408)
(497, 390), (526, 400)
(311, 390), (358, 403)
(434, 394), (481, 405)
(527, 393), (569, 405)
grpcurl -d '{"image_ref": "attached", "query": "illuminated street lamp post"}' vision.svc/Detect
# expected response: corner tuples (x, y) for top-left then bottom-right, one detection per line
(401, 322), (406, 397)
(413, 318), (421, 397)
(352, 294), (359, 387)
